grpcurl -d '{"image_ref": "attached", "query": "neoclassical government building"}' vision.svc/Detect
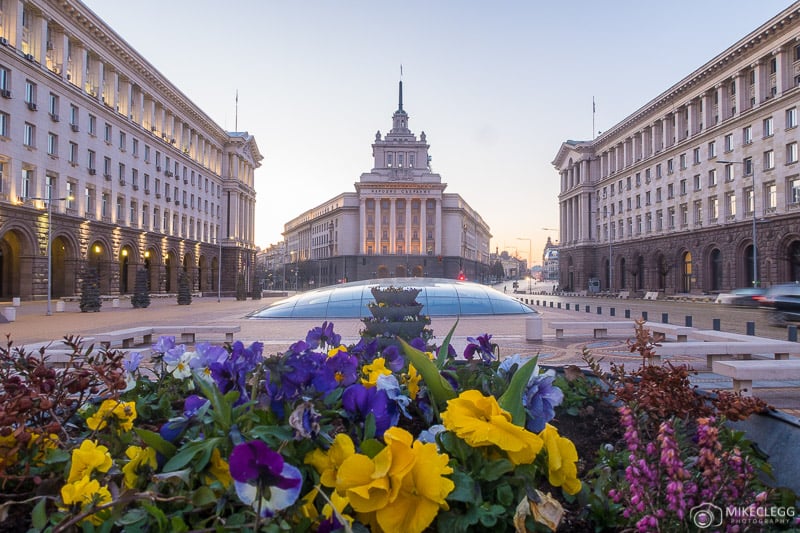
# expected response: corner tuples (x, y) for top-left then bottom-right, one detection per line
(282, 82), (492, 286)
(553, 3), (800, 295)
(0, 0), (261, 301)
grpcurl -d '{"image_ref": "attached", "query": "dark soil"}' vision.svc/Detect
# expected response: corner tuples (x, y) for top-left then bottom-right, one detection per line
(552, 399), (624, 532)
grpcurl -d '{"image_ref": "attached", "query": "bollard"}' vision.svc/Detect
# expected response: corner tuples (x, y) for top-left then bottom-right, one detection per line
(597, 306), (602, 315)
(685, 315), (692, 327)
(12, 297), (20, 307)
(3, 307), (15, 322)
(661, 313), (669, 324)
(610, 308), (616, 317)
(746, 322), (755, 336)
(56, 300), (65, 313)
(642, 311), (648, 321)
(713, 318), (721, 331)
(585, 305), (590, 313)
(525, 315), (543, 341)
(789, 325), (798, 342)
(625, 309), (631, 319)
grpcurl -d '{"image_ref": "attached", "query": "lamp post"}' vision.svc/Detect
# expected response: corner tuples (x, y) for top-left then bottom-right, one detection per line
(718, 159), (758, 287)
(516, 237), (532, 293)
(25, 195), (73, 315)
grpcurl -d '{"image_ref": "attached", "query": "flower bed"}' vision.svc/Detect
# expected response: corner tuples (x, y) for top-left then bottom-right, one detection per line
(0, 319), (796, 532)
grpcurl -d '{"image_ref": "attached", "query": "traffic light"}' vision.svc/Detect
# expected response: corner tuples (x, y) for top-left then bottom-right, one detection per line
(457, 271), (466, 281)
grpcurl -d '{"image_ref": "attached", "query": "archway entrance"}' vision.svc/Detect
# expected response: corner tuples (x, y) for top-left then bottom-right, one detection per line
(51, 236), (75, 298)
(119, 246), (134, 294)
(682, 251), (693, 293)
(0, 230), (24, 299)
(88, 241), (110, 294)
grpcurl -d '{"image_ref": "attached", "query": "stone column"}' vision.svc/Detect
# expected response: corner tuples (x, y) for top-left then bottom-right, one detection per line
(359, 198), (366, 254)
(389, 198), (396, 253)
(435, 199), (442, 255)
(375, 199), (382, 255)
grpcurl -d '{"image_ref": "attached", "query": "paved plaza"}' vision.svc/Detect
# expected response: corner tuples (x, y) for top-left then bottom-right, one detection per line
(1, 294), (799, 418)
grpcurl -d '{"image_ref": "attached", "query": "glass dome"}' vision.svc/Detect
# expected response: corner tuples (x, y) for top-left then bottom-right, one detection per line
(251, 278), (537, 319)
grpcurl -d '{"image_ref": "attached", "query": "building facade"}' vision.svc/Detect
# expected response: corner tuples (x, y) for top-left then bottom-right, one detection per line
(0, 0), (262, 301)
(281, 82), (492, 287)
(541, 237), (559, 281)
(553, 3), (800, 295)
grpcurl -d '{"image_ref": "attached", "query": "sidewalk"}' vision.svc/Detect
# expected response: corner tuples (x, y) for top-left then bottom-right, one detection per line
(2, 296), (798, 417)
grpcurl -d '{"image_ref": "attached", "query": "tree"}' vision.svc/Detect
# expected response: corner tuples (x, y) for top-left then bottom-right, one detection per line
(236, 273), (247, 301)
(79, 269), (102, 313)
(177, 271), (192, 305)
(131, 268), (151, 308)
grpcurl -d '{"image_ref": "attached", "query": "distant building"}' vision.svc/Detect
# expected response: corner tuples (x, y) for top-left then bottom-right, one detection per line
(542, 237), (559, 281)
(0, 0), (261, 300)
(553, 3), (800, 294)
(281, 81), (492, 287)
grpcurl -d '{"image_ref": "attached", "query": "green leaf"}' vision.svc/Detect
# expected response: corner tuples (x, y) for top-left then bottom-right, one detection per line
(191, 486), (218, 507)
(478, 458), (514, 481)
(360, 438), (384, 459)
(162, 437), (222, 472)
(363, 412), (376, 441)
(446, 470), (481, 503)
(399, 338), (456, 408)
(134, 427), (178, 458)
(31, 498), (48, 530)
(436, 319), (459, 369)
(497, 356), (539, 426)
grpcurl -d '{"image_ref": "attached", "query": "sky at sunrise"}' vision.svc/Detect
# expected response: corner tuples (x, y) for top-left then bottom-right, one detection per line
(82, 0), (794, 265)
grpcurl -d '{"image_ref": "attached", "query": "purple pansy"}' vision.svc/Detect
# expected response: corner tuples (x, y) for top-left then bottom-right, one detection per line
(123, 351), (143, 374)
(305, 321), (341, 349)
(312, 350), (359, 393)
(523, 372), (564, 433)
(342, 383), (398, 438)
(380, 345), (405, 372)
(464, 333), (497, 363)
(209, 341), (263, 405)
(229, 440), (303, 517)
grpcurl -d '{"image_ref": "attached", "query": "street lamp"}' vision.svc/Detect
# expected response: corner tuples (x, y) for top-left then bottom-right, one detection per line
(718, 159), (758, 287)
(25, 195), (73, 315)
(516, 237), (532, 293)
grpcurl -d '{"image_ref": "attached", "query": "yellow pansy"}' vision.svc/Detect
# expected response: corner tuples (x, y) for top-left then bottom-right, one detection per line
(206, 448), (233, 488)
(60, 475), (113, 525)
(441, 389), (544, 465)
(406, 363), (421, 399)
(67, 439), (113, 483)
(86, 399), (137, 433)
(360, 357), (392, 387)
(375, 432), (454, 533)
(305, 432), (356, 488)
(327, 345), (348, 358)
(122, 445), (157, 489)
(540, 424), (582, 495)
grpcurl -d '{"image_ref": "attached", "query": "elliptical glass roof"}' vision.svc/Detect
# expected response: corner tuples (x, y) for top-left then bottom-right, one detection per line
(251, 278), (537, 319)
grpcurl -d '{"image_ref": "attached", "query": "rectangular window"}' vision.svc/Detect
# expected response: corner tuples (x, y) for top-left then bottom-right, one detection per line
(102, 192), (109, 217)
(45, 175), (55, 201)
(48, 92), (58, 117)
(103, 157), (111, 176)
(386, 152), (393, 167)
(118, 163), (125, 181)
(790, 177), (800, 205)
(131, 168), (138, 187)
(85, 187), (95, 214)
(667, 183), (674, 199)
(694, 201), (702, 224)
(116, 197), (124, 221)
(70, 104), (79, 126)
(763, 117), (774, 137)
(21, 169), (33, 198)
(119, 131), (126, 151)
(0, 67), (9, 91)
(788, 107), (798, 129)
(68, 142), (78, 164)
(656, 187), (662, 202)
(766, 182), (777, 210)
(155, 178), (161, 195)
(708, 168), (717, 187)
(724, 133), (733, 152)
(708, 141), (716, 159)
(743, 125), (752, 145)
(693, 148), (700, 164)
(66, 181), (75, 209)
(788, 142), (799, 164)
(88, 150), (96, 171)
(0, 112), (7, 137)
(132, 138), (138, 156)
(709, 196), (718, 220)
(23, 122), (35, 147)
(668, 208), (675, 229)
(88, 114), (96, 136)
(726, 192), (737, 218)
(47, 132), (57, 155)
(25, 80), (36, 104)
(104, 123), (111, 143)
(744, 157), (753, 176)
(764, 150), (775, 170)
(745, 187), (755, 215)
(144, 144), (150, 162)
(693, 174), (701, 191)
(667, 159), (674, 174)
(724, 163), (734, 182)
(680, 179), (687, 195)
(409, 153), (415, 167)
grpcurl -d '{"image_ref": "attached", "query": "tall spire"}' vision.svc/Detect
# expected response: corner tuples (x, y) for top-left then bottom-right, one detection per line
(398, 64), (403, 111)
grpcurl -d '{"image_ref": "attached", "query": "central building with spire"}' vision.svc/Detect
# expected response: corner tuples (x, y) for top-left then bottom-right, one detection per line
(280, 81), (492, 287)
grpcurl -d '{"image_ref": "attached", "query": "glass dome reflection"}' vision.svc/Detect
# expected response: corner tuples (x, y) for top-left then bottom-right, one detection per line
(251, 278), (537, 319)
